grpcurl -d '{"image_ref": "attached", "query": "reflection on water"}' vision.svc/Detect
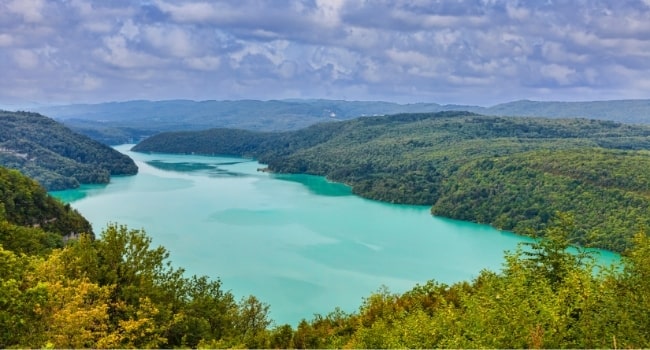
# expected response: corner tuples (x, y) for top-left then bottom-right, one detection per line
(271, 173), (352, 197)
(146, 160), (249, 177)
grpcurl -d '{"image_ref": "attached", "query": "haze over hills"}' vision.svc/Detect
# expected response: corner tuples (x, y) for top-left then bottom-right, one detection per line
(0, 110), (138, 190)
(33, 99), (650, 145)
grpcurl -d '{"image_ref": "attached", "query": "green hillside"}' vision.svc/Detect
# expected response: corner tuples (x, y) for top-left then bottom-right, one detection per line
(0, 167), (275, 348)
(0, 110), (138, 190)
(33, 99), (650, 144)
(3, 142), (650, 348)
(0, 166), (92, 253)
(133, 112), (650, 252)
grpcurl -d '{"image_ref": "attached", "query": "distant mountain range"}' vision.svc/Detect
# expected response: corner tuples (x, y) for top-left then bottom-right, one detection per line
(0, 110), (138, 190)
(32, 99), (650, 145)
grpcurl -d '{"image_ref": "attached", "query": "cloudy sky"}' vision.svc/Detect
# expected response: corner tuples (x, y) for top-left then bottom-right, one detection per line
(2, 0), (650, 107)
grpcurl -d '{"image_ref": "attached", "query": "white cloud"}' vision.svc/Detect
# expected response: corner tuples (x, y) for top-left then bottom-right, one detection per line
(82, 20), (115, 33)
(567, 29), (650, 62)
(432, 29), (461, 51)
(184, 56), (221, 71)
(69, 0), (137, 31)
(74, 74), (103, 91)
(313, 0), (345, 27)
(506, 3), (530, 21)
(120, 20), (140, 41)
(566, 30), (600, 47)
(341, 27), (381, 50)
(12, 49), (39, 69)
(143, 25), (196, 58)
(7, 0), (44, 23)
(472, 31), (533, 59)
(592, 11), (650, 38)
(154, 0), (221, 23)
(539, 63), (576, 85)
(69, 0), (92, 16)
(231, 40), (289, 68)
(277, 60), (298, 79)
(541, 42), (588, 63)
(466, 59), (500, 75)
(583, 68), (598, 84)
(447, 75), (493, 86)
(422, 14), (487, 28)
(385, 48), (432, 68)
(307, 46), (359, 80)
(384, 47), (448, 79)
(2, 0), (650, 105)
(0, 33), (13, 47)
(360, 59), (381, 83)
(94, 35), (165, 69)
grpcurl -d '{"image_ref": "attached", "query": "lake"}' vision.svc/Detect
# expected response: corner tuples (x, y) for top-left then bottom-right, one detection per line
(51, 144), (620, 325)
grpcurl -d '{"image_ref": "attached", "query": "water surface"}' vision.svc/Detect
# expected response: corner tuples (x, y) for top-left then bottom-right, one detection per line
(52, 145), (619, 325)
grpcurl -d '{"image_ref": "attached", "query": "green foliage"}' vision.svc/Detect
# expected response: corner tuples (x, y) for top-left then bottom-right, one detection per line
(519, 214), (593, 286)
(0, 166), (92, 247)
(269, 324), (294, 349)
(134, 112), (650, 252)
(0, 220), (63, 255)
(0, 168), (267, 348)
(290, 220), (650, 349)
(0, 246), (43, 348)
(0, 110), (137, 190)
(431, 148), (650, 252)
(0, 223), (275, 349)
(3, 164), (650, 348)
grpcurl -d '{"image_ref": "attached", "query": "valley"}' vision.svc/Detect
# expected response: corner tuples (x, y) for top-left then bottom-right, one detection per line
(2, 102), (650, 348)
(133, 111), (650, 253)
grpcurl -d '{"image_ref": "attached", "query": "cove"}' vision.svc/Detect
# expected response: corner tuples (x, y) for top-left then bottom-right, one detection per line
(51, 144), (620, 325)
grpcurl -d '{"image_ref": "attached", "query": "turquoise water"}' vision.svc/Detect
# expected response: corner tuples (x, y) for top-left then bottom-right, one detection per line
(51, 145), (620, 325)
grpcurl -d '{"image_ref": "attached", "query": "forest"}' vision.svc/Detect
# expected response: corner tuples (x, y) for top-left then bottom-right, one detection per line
(2, 164), (650, 348)
(0, 110), (138, 191)
(3, 109), (650, 347)
(35, 99), (650, 145)
(133, 111), (650, 252)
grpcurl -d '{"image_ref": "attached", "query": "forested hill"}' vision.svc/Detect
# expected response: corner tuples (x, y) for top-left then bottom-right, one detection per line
(134, 111), (650, 252)
(33, 98), (650, 145)
(35, 99), (444, 144)
(4, 155), (650, 348)
(0, 110), (138, 190)
(0, 166), (93, 253)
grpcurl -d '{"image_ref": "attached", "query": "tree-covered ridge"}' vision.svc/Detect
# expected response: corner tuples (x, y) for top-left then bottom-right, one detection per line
(431, 148), (650, 252)
(34, 99), (650, 145)
(0, 164), (277, 348)
(0, 225), (280, 349)
(0, 110), (138, 190)
(3, 211), (650, 347)
(0, 166), (92, 249)
(133, 112), (650, 252)
(2, 166), (650, 348)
